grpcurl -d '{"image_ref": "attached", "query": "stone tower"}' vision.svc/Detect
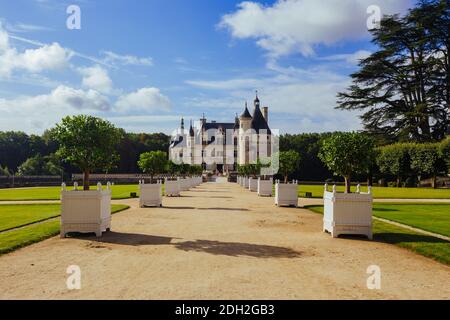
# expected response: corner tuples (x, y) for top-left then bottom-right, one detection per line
(239, 101), (252, 165)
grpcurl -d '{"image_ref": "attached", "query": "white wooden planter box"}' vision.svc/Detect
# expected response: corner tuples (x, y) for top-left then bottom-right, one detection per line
(179, 178), (189, 191)
(248, 177), (258, 192)
(258, 178), (273, 197)
(60, 183), (111, 238)
(275, 180), (298, 207)
(323, 185), (373, 239)
(139, 180), (162, 207)
(165, 178), (180, 197)
(243, 177), (249, 188)
(237, 176), (241, 185)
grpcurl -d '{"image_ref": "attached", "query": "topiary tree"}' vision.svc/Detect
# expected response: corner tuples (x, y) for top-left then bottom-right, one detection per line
(376, 143), (415, 187)
(319, 132), (374, 193)
(166, 161), (180, 176)
(439, 137), (450, 174)
(138, 151), (168, 183)
(410, 143), (446, 189)
(53, 115), (122, 190)
(278, 151), (301, 183)
(246, 162), (261, 178)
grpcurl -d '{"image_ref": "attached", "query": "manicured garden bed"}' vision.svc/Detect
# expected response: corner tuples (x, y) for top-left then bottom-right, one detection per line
(298, 185), (450, 199)
(372, 203), (450, 237)
(0, 184), (171, 201)
(0, 204), (129, 255)
(305, 204), (450, 265)
(0, 204), (61, 232)
(0, 185), (141, 201)
(2, 184), (448, 201)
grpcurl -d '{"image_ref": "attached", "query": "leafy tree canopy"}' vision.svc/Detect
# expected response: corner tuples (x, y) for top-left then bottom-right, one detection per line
(319, 132), (375, 192)
(53, 115), (122, 190)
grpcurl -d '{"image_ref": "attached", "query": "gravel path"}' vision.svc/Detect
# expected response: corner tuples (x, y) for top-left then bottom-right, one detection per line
(0, 182), (449, 299)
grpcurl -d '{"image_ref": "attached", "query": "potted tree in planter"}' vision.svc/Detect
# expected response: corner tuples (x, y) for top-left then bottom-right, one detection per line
(247, 163), (260, 192)
(178, 163), (190, 191)
(241, 165), (250, 188)
(258, 176), (273, 197)
(54, 115), (122, 238)
(138, 151), (167, 207)
(257, 158), (273, 196)
(165, 161), (181, 197)
(319, 132), (375, 239)
(237, 165), (244, 186)
(275, 151), (300, 207)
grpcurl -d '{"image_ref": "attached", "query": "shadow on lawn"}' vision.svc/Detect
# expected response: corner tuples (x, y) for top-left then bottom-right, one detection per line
(174, 240), (301, 258)
(374, 233), (449, 244)
(373, 208), (400, 212)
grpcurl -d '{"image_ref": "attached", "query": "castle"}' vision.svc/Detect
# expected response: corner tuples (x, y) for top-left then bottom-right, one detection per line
(169, 92), (272, 174)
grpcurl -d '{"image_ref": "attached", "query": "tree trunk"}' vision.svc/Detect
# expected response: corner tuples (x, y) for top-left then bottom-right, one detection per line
(284, 175), (288, 184)
(83, 170), (90, 191)
(344, 176), (351, 193)
(432, 175), (437, 189)
(396, 176), (401, 188)
(367, 175), (373, 187)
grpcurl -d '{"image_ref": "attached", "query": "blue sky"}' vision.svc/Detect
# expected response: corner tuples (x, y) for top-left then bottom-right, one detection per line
(0, 0), (414, 134)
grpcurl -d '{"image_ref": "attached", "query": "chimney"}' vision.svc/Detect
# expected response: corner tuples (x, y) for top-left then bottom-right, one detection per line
(263, 107), (268, 122)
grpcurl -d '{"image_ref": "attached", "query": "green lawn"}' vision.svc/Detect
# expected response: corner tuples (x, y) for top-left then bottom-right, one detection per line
(298, 185), (450, 199)
(1, 183), (448, 201)
(0, 184), (140, 201)
(305, 204), (450, 266)
(373, 203), (450, 237)
(0, 204), (61, 232)
(0, 204), (129, 255)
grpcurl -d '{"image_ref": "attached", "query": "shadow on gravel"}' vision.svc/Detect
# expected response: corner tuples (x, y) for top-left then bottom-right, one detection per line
(175, 240), (301, 258)
(76, 232), (175, 246)
(196, 207), (249, 211)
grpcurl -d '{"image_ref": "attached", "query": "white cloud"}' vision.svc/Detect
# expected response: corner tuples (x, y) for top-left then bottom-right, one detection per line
(115, 87), (172, 113)
(185, 60), (363, 133)
(0, 24), (72, 76)
(0, 25), (9, 51)
(79, 65), (113, 94)
(0, 85), (111, 132)
(101, 51), (153, 66)
(219, 0), (412, 57)
(319, 50), (372, 65)
(0, 85), (110, 113)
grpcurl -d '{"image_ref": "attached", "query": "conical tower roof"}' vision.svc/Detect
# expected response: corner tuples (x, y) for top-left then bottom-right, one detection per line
(240, 101), (252, 119)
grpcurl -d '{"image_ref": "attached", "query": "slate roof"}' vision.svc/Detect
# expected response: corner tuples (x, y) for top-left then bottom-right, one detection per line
(170, 135), (184, 148)
(251, 105), (271, 134)
(240, 105), (252, 119)
(202, 122), (235, 131)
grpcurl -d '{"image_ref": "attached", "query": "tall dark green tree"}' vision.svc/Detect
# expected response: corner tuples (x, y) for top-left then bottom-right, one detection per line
(337, 0), (449, 142)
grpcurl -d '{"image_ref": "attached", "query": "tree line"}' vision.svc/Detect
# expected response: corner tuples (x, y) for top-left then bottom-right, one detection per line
(0, 129), (170, 177)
